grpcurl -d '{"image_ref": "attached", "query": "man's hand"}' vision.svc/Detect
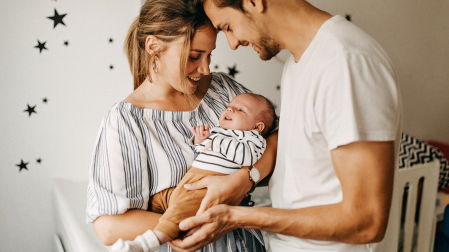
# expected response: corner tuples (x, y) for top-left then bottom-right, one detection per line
(168, 205), (235, 252)
(193, 124), (211, 145)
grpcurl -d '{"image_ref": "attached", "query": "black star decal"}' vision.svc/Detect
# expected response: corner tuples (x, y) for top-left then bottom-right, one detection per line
(227, 64), (239, 77)
(37, 158), (42, 164)
(24, 104), (37, 116)
(47, 9), (67, 28)
(64, 40), (69, 47)
(43, 97), (48, 103)
(215, 65), (219, 69)
(16, 160), (29, 172)
(276, 85), (280, 90)
(345, 14), (351, 22)
(109, 38), (114, 43)
(110, 65), (114, 70)
(35, 40), (48, 53)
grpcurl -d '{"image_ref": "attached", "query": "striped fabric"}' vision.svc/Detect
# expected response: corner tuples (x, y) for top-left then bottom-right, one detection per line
(86, 72), (265, 252)
(192, 127), (266, 174)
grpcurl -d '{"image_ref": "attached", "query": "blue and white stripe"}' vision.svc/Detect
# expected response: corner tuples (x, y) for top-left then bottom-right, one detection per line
(86, 72), (264, 251)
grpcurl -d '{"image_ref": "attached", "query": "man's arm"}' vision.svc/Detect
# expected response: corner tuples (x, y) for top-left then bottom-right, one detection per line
(169, 141), (395, 251)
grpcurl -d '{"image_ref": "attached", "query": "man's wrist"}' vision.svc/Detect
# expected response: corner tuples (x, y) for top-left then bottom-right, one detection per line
(228, 205), (245, 229)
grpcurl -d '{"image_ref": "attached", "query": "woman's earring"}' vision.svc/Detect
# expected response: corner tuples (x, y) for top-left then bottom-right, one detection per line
(153, 55), (159, 73)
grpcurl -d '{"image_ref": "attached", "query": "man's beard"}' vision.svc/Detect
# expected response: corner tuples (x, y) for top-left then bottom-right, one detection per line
(256, 25), (281, 61)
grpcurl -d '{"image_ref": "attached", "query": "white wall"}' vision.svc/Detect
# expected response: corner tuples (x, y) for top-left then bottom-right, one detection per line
(309, 0), (449, 143)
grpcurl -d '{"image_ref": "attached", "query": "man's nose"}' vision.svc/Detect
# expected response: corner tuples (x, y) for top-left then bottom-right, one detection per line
(227, 107), (234, 112)
(226, 33), (240, 50)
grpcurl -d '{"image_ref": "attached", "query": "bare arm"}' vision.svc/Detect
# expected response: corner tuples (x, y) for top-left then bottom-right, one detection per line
(170, 141), (395, 251)
(93, 210), (162, 245)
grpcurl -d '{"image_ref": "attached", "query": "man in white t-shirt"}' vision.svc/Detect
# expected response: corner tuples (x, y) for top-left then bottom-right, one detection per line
(170, 0), (402, 251)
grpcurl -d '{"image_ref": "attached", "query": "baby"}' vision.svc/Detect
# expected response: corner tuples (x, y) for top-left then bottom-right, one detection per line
(112, 93), (277, 252)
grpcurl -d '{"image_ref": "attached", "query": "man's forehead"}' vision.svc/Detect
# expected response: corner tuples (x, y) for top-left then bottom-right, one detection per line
(203, 0), (226, 28)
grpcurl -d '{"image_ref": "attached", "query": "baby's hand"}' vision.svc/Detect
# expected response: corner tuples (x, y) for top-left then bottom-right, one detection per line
(203, 140), (212, 151)
(193, 124), (210, 145)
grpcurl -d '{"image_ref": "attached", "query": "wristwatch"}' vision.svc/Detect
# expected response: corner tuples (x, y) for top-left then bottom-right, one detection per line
(246, 166), (260, 194)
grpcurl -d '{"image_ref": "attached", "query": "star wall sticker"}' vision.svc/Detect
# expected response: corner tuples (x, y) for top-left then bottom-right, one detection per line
(64, 40), (69, 47)
(43, 97), (48, 103)
(37, 158), (42, 164)
(276, 85), (280, 90)
(110, 65), (114, 70)
(16, 160), (29, 172)
(214, 65), (219, 69)
(47, 9), (67, 28)
(227, 64), (239, 77)
(35, 40), (48, 53)
(345, 14), (352, 22)
(24, 104), (37, 116)
(109, 38), (114, 43)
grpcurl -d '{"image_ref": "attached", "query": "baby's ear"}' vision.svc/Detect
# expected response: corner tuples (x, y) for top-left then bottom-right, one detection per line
(254, 122), (265, 133)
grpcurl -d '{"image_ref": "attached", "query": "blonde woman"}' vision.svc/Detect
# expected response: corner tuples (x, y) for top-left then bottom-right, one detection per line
(86, 0), (277, 251)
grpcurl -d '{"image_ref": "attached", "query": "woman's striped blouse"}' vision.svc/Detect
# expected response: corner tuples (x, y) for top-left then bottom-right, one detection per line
(86, 72), (265, 252)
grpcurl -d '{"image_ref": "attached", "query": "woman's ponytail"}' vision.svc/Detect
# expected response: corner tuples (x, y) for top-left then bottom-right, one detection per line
(124, 18), (146, 90)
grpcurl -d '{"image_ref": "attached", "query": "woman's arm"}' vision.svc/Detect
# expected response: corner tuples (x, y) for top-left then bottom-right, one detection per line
(183, 132), (278, 215)
(93, 209), (162, 245)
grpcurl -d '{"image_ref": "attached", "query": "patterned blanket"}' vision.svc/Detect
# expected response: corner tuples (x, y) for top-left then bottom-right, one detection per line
(399, 133), (449, 190)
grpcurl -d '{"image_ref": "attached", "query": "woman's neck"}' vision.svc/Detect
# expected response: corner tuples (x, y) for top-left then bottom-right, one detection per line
(124, 76), (211, 111)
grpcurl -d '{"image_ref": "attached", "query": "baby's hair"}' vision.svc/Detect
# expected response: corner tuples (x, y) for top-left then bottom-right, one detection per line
(246, 93), (278, 137)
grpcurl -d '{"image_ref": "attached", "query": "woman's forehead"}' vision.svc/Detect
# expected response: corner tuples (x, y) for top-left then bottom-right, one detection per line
(191, 25), (217, 51)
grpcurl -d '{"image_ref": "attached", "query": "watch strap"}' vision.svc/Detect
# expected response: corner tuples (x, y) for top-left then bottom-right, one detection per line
(245, 167), (258, 196)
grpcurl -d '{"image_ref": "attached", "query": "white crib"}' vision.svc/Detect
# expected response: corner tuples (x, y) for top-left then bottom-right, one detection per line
(394, 160), (440, 252)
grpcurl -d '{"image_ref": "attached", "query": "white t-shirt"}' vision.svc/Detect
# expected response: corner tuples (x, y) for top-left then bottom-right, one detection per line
(268, 15), (403, 252)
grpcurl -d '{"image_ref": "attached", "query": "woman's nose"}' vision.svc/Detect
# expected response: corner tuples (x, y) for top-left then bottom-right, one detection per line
(197, 58), (210, 75)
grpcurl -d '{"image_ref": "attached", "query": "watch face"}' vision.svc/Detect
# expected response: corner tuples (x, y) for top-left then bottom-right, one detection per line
(250, 167), (260, 183)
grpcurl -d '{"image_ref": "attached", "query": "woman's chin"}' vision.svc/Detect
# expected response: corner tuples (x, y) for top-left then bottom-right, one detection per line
(187, 78), (201, 93)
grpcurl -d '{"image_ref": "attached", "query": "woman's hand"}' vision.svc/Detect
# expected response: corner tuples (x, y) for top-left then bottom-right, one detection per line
(168, 205), (236, 252)
(184, 168), (251, 216)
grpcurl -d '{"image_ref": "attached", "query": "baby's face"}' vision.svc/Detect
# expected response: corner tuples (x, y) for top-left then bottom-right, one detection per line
(219, 93), (264, 132)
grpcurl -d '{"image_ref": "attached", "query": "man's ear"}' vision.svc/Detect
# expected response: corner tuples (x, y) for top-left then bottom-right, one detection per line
(145, 35), (162, 55)
(243, 0), (264, 14)
(254, 122), (265, 133)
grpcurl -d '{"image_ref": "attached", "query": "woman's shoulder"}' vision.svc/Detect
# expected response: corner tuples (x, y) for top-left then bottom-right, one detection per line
(100, 101), (138, 122)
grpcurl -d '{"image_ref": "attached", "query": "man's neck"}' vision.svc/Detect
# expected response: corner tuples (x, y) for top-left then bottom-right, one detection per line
(266, 0), (332, 62)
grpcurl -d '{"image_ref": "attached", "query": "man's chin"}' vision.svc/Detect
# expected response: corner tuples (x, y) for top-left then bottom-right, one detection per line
(259, 50), (280, 61)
